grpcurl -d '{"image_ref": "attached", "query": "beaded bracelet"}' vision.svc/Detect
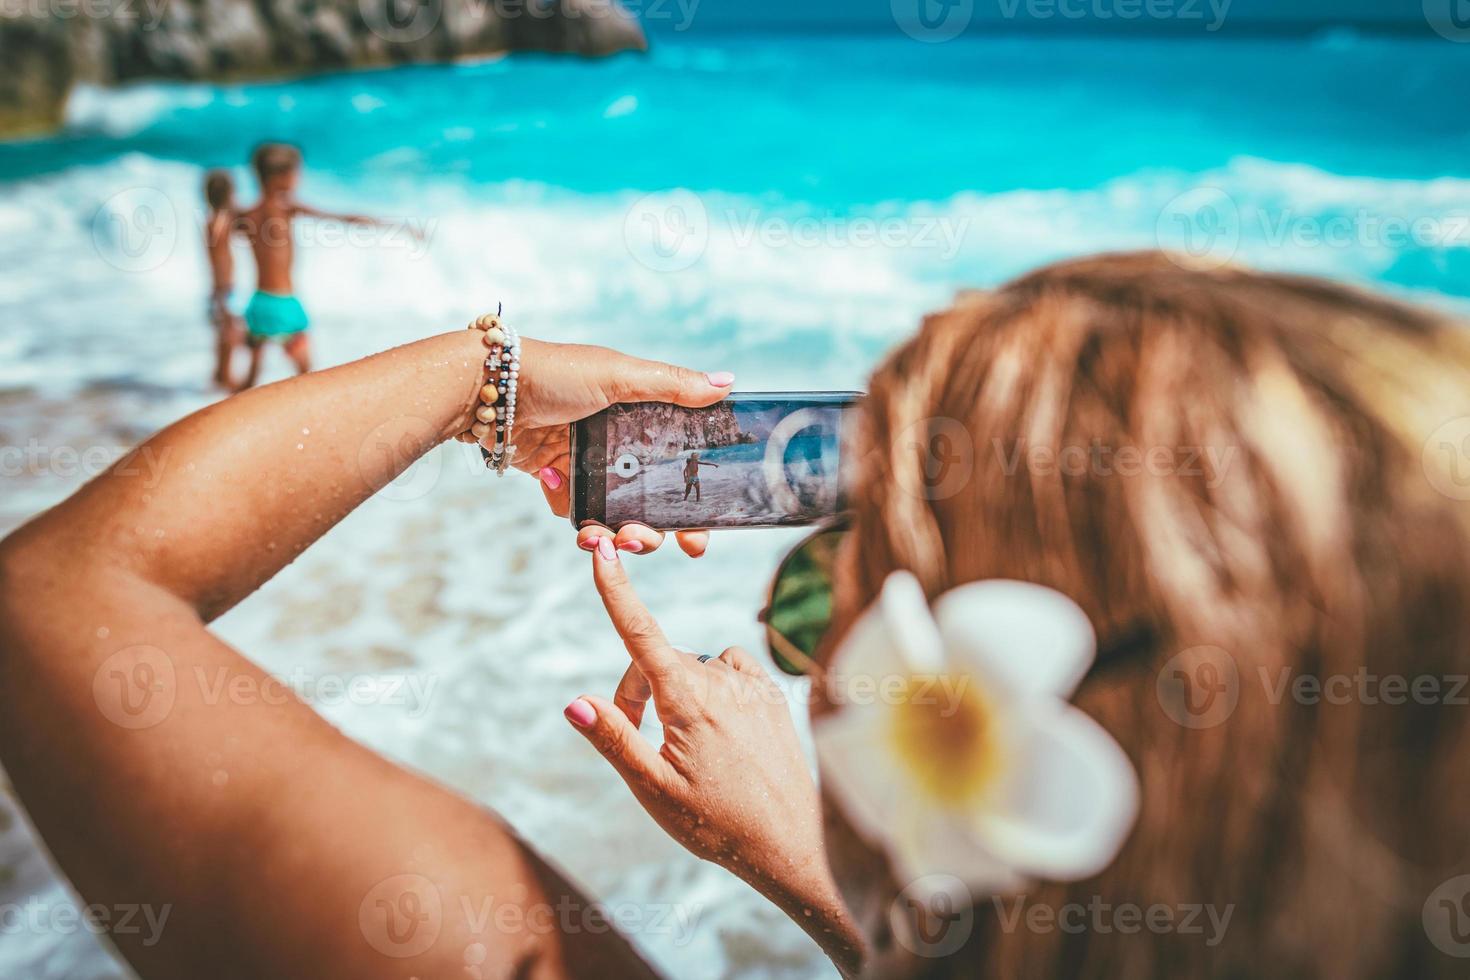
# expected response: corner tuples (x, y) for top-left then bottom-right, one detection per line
(458, 306), (520, 475)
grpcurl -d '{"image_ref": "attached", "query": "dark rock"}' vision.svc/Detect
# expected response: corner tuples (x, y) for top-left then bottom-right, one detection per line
(0, 0), (647, 138)
(608, 404), (745, 468)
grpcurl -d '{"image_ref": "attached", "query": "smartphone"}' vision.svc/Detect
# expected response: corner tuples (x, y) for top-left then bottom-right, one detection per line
(571, 392), (862, 531)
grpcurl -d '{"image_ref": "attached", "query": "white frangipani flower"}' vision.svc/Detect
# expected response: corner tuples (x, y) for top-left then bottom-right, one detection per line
(813, 572), (1139, 896)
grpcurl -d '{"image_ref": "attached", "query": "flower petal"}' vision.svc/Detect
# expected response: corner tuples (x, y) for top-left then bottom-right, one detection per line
(828, 571), (943, 684)
(884, 798), (1026, 900)
(812, 701), (906, 847)
(970, 702), (1139, 881)
(934, 580), (1095, 700)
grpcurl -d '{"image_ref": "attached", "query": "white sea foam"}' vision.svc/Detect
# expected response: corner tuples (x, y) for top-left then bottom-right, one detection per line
(62, 83), (214, 138)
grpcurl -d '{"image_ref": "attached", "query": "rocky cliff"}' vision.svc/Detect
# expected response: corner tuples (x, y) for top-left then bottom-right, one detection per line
(0, 0), (646, 137)
(610, 404), (744, 465)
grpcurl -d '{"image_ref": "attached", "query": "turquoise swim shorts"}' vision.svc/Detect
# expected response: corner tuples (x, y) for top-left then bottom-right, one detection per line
(244, 291), (310, 340)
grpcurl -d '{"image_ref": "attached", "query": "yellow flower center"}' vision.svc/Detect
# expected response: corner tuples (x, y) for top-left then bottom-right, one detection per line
(889, 675), (1000, 807)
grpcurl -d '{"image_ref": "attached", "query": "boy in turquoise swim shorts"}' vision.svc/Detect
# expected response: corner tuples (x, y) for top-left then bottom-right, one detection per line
(234, 143), (397, 391)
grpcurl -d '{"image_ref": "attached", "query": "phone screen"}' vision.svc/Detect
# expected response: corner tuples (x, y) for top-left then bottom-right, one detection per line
(573, 393), (858, 531)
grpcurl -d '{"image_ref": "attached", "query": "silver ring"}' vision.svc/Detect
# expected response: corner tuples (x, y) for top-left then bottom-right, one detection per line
(697, 654), (716, 664)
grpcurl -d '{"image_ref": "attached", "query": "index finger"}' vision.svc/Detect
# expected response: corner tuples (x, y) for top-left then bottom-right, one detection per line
(590, 538), (682, 687)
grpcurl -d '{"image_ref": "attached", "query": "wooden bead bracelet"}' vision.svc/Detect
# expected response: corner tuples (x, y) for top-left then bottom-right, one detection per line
(456, 307), (520, 475)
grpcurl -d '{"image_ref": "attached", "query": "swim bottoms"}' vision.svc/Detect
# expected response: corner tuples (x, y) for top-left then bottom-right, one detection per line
(245, 291), (309, 339)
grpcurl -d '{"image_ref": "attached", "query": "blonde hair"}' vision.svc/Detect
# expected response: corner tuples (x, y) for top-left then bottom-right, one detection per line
(831, 252), (1470, 978)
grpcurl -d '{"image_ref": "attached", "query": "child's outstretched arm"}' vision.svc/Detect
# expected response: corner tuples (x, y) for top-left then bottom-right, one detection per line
(293, 200), (401, 229)
(0, 330), (731, 980)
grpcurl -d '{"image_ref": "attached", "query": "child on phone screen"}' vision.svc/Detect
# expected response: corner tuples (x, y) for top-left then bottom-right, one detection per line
(203, 170), (243, 389)
(234, 143), (397, 391)
(682, 452), (719, 502)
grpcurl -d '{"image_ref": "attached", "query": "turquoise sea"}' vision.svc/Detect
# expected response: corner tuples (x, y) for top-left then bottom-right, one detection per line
(1, 28), (1468, 980)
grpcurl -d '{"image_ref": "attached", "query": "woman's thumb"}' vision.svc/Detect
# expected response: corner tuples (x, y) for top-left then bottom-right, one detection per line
(611, 355), (734, 409)
(564, 695), (672, 790)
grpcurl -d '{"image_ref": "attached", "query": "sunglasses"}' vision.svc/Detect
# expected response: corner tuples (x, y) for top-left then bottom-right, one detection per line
(758, 518), (1160, 680)
(758, 517), (850, 676)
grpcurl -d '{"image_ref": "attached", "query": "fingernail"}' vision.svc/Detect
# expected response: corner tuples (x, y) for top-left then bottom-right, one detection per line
(618, 540), (644, 554)
(539, 467), (563, 491)
(564, 698), (596, 728)
(705, 371), (735, 388)
(597, 536), (618, 562)
(579, 538), (598, 552)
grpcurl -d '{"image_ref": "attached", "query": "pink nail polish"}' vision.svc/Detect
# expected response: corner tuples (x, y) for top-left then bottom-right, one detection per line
(618, 540), (644, 554)
(597, 536), (618, 562)
(706, 371), (735, 388)
(539, 467), (563, 491)
(579, 538), (598, 552)
(564, 698), (596, 728)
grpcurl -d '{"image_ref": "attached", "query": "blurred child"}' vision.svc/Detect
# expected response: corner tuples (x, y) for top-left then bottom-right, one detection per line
(682, 452), (719, 502)
(203, 170), (243, 389)
(234, 143), (399, 391)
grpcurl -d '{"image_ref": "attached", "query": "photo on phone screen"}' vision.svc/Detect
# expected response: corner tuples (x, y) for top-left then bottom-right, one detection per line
(573, 393), (859, 531)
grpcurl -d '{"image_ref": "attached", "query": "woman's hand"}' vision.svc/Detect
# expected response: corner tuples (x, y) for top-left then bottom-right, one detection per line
(510, 340), (735, 558)
(563, 538), (865, 975)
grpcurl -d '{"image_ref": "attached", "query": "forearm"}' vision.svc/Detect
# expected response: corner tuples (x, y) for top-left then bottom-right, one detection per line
(9, 328), (487, 620)
(745, 853), (866, 976)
